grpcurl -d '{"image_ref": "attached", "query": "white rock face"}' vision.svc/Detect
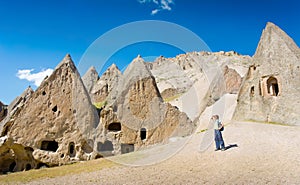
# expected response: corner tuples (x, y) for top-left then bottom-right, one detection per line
(150, 51), (250, 121)
(233, 22), (300, 125)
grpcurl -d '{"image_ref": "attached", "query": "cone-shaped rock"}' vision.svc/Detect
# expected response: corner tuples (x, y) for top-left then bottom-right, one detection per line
(96, 56), (195, 156)
(233, 22), (300, 125)
(0, 54), (99, 173)
(82, 66), (99, 93)
(91, 63), (122, 103)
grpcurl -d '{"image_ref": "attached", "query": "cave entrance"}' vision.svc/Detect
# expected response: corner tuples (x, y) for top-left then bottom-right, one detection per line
(267, 77), (279, 96)
(9, 161), (16, 172)
(108, 122), (121, 132)
(140, 128), (147, 140)
(40, 140), (58, 152)
(69, 142), (76, 157)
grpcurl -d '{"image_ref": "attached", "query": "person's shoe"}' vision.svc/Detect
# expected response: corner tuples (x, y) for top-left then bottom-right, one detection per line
(215, 148), (220, 151)
(221, 148), (225, 151)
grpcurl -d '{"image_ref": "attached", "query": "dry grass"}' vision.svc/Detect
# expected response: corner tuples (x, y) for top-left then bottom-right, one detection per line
(93, 101), (107, 109)
(0, 158), (116, 184)
(163, 93), (183, 102)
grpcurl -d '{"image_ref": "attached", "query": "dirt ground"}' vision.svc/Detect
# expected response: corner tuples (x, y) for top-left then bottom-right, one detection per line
(20, 121), (300, 185)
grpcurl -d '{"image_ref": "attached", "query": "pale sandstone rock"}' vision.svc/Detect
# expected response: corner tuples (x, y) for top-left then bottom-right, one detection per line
(0, 54), (99, 173)
(90, 63), (122, 103)
(0, 101), (7, 122)
(82, 66), (99, 94)
(233, 22), (300, 125)
(150, 51), (250, 120)
(94, 56), (195, 156)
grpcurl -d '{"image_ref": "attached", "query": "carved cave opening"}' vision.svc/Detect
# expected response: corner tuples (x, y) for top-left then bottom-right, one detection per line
(250, 86), (255, 97)
(9, 161), (16, 172)
(25, 164), (31, 171)
(140, 128), (147, 140)
(52, 105), (58, 113)
(69, 142), (76, 157)
(267, 77), (279, 96)
(108, 122), (121, 132)
(97, 140), (113, 152)
(40, 140), (58, 152)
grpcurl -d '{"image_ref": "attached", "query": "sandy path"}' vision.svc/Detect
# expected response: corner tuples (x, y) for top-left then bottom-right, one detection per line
(24, 121), (300, 185)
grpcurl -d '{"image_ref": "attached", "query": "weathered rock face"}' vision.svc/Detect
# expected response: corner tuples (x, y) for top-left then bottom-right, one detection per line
(89, 64), (122, 104)
(150, 51), (250, 120)
(223, 65), (242, 94)
(0, 87), (34, 135)
(0, 54), (99, 173)
(233, 22), (300, 125)
(94, 56), (195, 156)
(82, 66), (99, 94)
(0, 101), (7, 122)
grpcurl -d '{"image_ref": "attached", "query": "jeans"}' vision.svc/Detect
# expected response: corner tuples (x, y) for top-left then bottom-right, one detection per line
(214, 129), (225, 149)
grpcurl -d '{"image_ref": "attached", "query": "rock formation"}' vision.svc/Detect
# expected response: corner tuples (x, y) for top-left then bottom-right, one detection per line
(150, 51), (250, 120)
(0, 54), (99, 174)
(0, 86), (34, 134)
(0, 101), (7, 122)
(90, 64), (122, 103)
(82, 66), (99, 94)
(2, 21), (298, 174)
(94, 56), (195, 156)
(233, 22), (300, 125)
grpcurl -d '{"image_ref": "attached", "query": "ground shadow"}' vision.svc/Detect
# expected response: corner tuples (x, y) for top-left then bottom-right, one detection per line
(225, 144), (238, 150)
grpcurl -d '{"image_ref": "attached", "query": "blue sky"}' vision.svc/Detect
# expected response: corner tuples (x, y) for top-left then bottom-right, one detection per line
(0, 0), (299, 104)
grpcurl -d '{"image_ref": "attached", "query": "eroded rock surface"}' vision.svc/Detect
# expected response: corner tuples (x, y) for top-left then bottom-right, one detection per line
(89, 64), (122, 104)
(0, 54), (99, 173)
(94, 56), (195, 156)
(233, 22), (300, 125)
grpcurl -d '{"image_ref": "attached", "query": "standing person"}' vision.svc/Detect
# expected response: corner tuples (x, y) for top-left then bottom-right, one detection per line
(212, 115), (225, 151)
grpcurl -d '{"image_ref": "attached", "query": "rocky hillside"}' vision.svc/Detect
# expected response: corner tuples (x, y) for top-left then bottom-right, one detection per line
(0, 22), (299, 175)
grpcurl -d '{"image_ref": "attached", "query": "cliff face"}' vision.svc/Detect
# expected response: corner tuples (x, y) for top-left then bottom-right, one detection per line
(233, 22), (300, 125)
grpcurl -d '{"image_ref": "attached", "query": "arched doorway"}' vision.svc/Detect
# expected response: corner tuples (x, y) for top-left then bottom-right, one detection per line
(267, 77), (279, 96)
(140, 128), (147, 140)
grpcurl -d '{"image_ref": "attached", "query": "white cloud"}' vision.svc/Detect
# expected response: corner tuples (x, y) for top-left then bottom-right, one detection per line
(138, 0), (174, 15)
(17, 68), (53, 87)
(151, 9), (159, 15)
(161, 0), (172, 10)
